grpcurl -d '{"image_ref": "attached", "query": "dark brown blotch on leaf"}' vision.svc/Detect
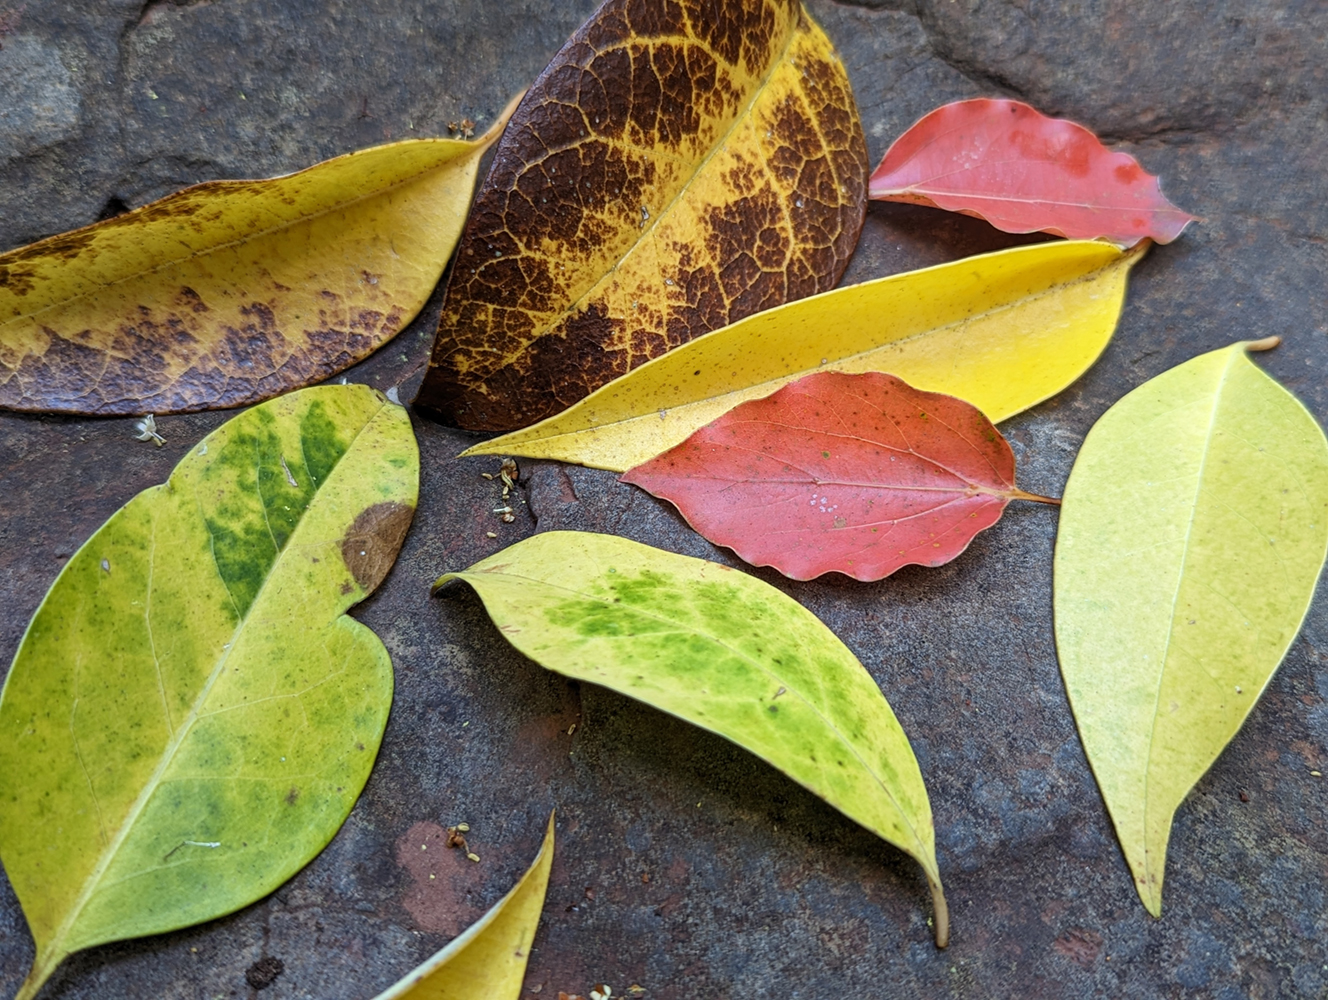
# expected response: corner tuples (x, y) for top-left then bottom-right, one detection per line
(415, 0), (867, 431)
(340, 501), (416, 593)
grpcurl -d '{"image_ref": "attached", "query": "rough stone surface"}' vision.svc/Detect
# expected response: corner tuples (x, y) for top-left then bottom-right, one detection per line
(2, 1), (1327, 998)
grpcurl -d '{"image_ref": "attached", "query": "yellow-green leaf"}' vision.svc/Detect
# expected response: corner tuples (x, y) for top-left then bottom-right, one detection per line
(463, 239), (1143, 471)
(0, 385), (418, 999)
(414, 0), (868, 432)
(0, 103), (516, 416)
(435, 531), (948, 946)
(374, 812), (555, 1000)
(1054, 339), (1328, 916)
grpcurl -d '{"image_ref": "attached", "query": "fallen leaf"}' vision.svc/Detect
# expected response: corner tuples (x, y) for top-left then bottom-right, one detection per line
(869, 98), (1196, 246)
(622, 371), (1056, 581)
(374, 812), (555, 1000)
(414, 0), (868, 431)
(0, 384), (418, 999)
(0, 101), (517, 415)
(464, 239), (1142, 471)
(1054, 337), (1328, 916)
(435, 531), (948, 946)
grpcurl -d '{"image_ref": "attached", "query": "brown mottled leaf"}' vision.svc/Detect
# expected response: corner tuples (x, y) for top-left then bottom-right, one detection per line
(415, 0), (868, 431)
(0, 104), (516, 416)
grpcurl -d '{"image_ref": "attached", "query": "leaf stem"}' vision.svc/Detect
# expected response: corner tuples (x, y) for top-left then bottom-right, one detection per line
(1005, 487), (1061, 506)
(15, 950), (61, 1000)
(929, 873), (950, 949)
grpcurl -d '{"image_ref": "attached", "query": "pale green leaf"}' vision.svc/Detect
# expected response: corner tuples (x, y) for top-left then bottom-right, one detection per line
(1054, 339), (1328, 915)
(375, 812), (555, 1000)
(434, 531), (948, 946)
(0, 384), (418, 998)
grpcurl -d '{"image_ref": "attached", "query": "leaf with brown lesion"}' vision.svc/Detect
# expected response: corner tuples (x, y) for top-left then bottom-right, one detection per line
(415, 0), (868, 432)
(0, 103), (518, 416)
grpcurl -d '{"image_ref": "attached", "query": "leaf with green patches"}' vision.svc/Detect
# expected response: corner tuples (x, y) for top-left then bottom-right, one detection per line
(375, 812), (555, 1000)
(434, 531), (948, 946)
(1054, 338), (1328, 916)
(0, 384), (418, 999)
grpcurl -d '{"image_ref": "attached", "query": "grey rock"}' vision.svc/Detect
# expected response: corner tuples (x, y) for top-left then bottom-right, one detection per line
(0, 35), (82, 163)
(2, 1), (1327, 998)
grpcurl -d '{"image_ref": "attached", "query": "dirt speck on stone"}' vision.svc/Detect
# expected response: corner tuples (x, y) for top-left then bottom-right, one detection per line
(245, 955), (285, 990)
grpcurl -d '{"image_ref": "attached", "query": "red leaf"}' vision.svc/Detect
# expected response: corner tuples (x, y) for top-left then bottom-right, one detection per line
(621, 371), (1054, 582)
(868, 99), (1196, 246)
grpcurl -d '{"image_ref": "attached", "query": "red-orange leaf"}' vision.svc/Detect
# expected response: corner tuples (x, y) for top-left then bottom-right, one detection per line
(868, 99), (1195, 247)
(621, 371), (1054, 581)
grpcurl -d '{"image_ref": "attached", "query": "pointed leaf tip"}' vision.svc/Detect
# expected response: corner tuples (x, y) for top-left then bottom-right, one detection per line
(869, 98), (1197, 246)
(374, 812), (555, 999)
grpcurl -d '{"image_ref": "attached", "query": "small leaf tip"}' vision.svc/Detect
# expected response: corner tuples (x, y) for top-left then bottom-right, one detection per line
(474, 90), (526, 147)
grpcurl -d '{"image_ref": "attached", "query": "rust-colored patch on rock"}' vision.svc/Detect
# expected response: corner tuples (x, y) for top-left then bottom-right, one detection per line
(415, 0), (868, 431)
(394, 821), (483, 938)
(1052, 927), (1103, 968)
(341, 501), (415, 593)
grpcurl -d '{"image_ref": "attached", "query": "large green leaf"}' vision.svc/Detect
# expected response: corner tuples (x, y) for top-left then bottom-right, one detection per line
(434, 531), (947, 946)
(0, 385), (418, 999)
(1054, 339), (1328, 916)
(375, 812), (555, 1000)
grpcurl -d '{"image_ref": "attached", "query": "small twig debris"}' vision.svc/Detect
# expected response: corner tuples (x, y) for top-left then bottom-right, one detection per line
(445, 822), (478, 860)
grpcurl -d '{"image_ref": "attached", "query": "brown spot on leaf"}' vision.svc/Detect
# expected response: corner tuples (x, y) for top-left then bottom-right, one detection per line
(0, 265), (36, 296)
(340, 501), (415, 593)
(285, 786), (300, 805)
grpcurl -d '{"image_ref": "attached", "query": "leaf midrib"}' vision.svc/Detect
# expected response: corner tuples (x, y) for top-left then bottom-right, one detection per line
(509, 5), (804, 348)
(876, 171), (1191, 216)
(462, 566), (934, 870)
(1138, 351), (1234, 892)
(43, 401), (386, 964)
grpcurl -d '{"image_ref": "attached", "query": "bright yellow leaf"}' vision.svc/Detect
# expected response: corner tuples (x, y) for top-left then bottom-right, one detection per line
(463, 239), (1143, 471)
(0, 98), (518, 416)
(374, 813), (556, 1000)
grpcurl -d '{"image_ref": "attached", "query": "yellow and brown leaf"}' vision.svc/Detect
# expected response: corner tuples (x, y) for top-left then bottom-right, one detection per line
(415, 0), (868, 431)
(0, 118), (510, 416)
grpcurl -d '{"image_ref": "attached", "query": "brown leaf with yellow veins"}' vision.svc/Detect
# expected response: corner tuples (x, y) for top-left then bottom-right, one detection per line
(415, 0), (868, 431)
(0, 102), (517, 416)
